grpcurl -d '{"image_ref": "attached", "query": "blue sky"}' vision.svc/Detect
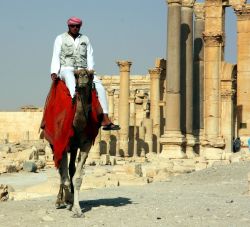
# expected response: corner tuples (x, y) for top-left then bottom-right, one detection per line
(0, 0), (236, 110)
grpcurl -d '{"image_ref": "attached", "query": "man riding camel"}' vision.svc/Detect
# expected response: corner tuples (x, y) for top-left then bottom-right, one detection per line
(50, 16), (120, 131)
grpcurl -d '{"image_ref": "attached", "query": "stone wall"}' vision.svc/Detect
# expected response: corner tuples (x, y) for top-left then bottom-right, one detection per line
(0, 112), (43, 143)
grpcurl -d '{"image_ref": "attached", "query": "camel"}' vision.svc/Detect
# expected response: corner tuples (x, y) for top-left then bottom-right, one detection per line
(54, 69), (103, 217)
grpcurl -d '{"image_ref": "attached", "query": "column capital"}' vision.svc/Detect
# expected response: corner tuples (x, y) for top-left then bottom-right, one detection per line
(230, 0), (246, 11)
(182, 0), (195, 8)
(203, 32), (224, 46)
(166, 0), (182, 5)
(116, 60), (132, 72)
(205, 0), (223, 6)
(148, 68), (162, 79)
(194, 3), (205, 20)
(107, 89), (115, 96)
(234, 5), (250, 20)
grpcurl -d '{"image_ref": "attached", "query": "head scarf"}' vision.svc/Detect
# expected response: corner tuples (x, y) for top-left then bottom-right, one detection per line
(67, 17), (82, 26)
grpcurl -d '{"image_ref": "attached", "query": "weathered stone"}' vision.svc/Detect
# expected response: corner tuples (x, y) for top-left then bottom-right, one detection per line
(0, 145), (11, 153)
(23, 161), (37, 172)
(172, 159), (196, 167)
(100, 154), (110, 165)
(195, 162), (207, 171)
(172, 164), (195, 174)
(35, 160), (46, 169)
(13, 148), (34, 162)
(29, 147), (39, 160)
(0, 184), (9, 202)
(109, 156), (116, 165)
(230, 153), (243, 163)
(141, 165), (160, 178)
(6, 164), (18, 173)
(146, 152), (158, 162)
(124, 163), (142, 177)
(203, 147), (223, 160)
(157, 161), (174, 172)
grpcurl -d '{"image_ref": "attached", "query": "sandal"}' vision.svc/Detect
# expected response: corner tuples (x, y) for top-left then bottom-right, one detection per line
(102, 123), (121, 131)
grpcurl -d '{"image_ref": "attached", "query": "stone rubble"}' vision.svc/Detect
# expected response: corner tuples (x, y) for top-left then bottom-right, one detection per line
(1, 139), (250, 201)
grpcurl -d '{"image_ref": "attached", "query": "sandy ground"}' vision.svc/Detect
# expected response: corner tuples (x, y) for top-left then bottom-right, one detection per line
(1, 161), (250, 227)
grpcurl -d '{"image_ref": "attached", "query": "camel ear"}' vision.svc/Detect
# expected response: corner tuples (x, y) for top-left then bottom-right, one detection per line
(88, 69), (95, 75)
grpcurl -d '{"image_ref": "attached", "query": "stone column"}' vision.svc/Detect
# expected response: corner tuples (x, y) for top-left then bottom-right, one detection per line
(130, 90), (138, 158)
(181, 0), (196, 157)
(232, 2), (250, 143)
(133, 112), (138, 158)
(202, 0), (225, 158)
(139, 122), (146, 157)
(143, 118), (153, 154)
(193, 3), (205, 154)
(160, 0), (186, 158)
(117, 60), (132, 157)
(107, 89), (115, 121)
(193, 3), (205, 137)
(149, 67), (161, 154)
(221, 62), (237, 152)
(155, 59), (167, 136)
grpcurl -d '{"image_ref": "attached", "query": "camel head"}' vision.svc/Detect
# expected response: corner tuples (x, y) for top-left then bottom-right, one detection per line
(74, 69), (94, 89)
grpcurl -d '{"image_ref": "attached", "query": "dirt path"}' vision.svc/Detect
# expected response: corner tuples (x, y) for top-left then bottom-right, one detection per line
(1, 161), (250, 227)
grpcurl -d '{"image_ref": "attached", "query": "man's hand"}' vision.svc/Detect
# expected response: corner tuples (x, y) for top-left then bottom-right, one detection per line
(51, 73), (58, 81)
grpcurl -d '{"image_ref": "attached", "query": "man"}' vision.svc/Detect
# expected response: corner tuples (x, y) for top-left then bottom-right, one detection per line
(51, 16), (120, 130)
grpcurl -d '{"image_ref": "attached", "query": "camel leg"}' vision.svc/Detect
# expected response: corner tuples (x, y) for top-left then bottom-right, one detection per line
(71, 143), (91, 218)
(62, 148), (77, 210)
(69, 148), (77, 194)
(55, 151), (71, 208)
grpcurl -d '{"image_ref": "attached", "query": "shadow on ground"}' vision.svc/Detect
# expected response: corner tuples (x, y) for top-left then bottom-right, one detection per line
(80, 197), (133, 213)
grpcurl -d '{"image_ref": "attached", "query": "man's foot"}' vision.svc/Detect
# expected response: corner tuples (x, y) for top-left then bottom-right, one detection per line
(102, 123), (120, 131)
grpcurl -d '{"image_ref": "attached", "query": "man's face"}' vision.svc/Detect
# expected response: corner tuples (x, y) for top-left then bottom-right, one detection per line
(68, 24), (81, 35)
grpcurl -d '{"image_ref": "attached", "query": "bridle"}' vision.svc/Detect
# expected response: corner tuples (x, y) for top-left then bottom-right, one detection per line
(74, 69), (94, 121)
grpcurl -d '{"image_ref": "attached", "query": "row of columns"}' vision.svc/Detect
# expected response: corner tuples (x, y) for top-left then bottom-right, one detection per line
(116, 60), (163, 157)
(89, 60), (165, 158)
(112, 1), (207, 158)
(91, 0), (250, 159)
(161, 0), (250, 158)
(91, 0), (250, 160)
(160, 0), (227, 158)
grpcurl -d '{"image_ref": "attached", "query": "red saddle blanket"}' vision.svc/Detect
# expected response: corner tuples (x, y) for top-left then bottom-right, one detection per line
(41, 80), (102, 168)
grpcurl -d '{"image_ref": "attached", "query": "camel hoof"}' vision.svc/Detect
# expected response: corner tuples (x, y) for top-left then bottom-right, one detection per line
(55, 202), (66, 209)
(55, 199), (66, 209)
(66, 203), (73, 211)
(71, 207), (85, 218)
